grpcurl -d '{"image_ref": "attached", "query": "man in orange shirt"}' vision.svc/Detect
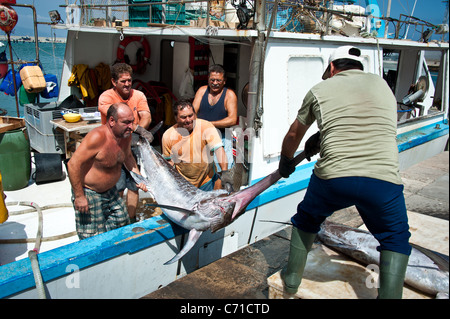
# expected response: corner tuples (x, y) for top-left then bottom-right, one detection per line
(98, 63), (152, 222)
(162, 99), (229, 191)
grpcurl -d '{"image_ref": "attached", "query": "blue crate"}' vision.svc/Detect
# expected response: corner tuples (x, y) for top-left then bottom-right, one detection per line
(128, 0), (185, 25)
(128, 0), (162, 26)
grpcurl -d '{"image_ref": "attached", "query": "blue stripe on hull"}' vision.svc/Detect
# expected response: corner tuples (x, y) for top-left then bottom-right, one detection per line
(397, 120), (449, 152)
(0, 215), (187, 298)
(0, 119), (448, 298)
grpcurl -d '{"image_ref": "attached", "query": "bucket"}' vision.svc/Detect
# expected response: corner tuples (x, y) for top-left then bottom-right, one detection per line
(33, 153), (64, 184)
(0, 128), (31, 191)
(0, 169), (8, 224)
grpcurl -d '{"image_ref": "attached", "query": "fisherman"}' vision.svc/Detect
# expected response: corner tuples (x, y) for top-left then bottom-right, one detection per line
(162, 99), (233, 191)
(278, 45), (411, 299)
(193, 64), (238, 170)
(98, 63), (153, 223)
(67, 102), (148, 239)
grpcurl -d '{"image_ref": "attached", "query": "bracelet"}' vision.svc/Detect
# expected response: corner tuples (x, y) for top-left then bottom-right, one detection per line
(134, 124), (140, 132)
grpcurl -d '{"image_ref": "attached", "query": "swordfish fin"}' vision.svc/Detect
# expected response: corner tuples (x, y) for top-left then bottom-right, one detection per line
(164, 229), (203, 265)
(130, 171), (196, 215)
(145, 203), (196, 216)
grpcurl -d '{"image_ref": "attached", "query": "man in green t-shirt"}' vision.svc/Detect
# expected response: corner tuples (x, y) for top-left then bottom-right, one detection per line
(278, 45), (411, 299)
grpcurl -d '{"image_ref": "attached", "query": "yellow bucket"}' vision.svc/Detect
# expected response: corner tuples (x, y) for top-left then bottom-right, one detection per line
(0, 170), (8, 224)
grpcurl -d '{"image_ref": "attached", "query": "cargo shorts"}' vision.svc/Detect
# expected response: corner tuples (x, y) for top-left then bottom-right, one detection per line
(73, 186), (130, 239)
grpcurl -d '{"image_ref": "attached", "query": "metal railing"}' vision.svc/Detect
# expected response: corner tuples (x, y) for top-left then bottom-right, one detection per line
(56, 0), (448, 41)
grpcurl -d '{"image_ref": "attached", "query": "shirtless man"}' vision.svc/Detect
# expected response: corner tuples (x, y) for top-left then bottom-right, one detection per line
(67, 102), (147, 239)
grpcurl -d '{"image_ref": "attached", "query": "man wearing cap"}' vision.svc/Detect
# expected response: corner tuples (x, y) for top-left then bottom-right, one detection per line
(278, 46), (411, 299)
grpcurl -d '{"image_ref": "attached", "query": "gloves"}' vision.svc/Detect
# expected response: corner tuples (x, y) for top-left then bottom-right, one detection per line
(279, 154), (295, 178)
(304, 131), (321, 161)
(219, 170), (234, 193)
(134, 125), (154, 143)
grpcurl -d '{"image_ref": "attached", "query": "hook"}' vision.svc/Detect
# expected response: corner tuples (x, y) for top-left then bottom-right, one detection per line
(118, 28), (124, 41)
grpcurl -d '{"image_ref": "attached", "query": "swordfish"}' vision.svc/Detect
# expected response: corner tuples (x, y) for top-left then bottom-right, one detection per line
(131, 139), (306, 265)
(318, 220), (449, 298)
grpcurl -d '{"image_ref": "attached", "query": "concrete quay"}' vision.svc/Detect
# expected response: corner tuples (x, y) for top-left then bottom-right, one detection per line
(142, 151), (449, 299)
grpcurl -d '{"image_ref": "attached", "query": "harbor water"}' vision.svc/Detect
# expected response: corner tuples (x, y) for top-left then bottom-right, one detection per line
(0, 41), (65, 118)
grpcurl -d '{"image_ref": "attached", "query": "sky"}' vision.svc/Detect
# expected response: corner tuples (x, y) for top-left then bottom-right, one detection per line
(4, 0), (449, 41)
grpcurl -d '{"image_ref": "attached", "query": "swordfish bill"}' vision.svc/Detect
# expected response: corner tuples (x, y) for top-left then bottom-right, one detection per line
(131, 139), (307, 264)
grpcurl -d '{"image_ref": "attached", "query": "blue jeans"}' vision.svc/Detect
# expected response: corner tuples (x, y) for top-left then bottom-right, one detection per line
(199, 173), (219, 191)
(292, 172), (411, 255)
(214, 136), (234, 172)
(116, 166), (138, 192)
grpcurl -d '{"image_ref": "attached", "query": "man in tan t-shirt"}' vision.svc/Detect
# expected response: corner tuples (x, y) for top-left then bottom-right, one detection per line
(162, 99), (228, 191)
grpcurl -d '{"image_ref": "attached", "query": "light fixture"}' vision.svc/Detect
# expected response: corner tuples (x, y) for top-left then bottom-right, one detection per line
(48, 10), (63, 24)
(231, 0), (254, 30)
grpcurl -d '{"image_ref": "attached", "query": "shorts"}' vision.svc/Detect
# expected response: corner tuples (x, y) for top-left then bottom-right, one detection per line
(116, 166), (138, 192)
(291, 172), (411, 256)
(73, 186), (130, 239)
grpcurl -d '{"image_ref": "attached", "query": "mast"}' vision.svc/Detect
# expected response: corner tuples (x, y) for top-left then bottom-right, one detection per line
(384, 0), (392, 38)
(404, 0), (418, 38)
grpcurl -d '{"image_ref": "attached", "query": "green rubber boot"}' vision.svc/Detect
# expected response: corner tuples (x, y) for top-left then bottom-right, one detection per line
(378, 250), (409, 299)
(281, 227), (316, 294)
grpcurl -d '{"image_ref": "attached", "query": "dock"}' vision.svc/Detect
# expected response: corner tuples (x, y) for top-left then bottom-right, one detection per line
(142, 151), (449, 299)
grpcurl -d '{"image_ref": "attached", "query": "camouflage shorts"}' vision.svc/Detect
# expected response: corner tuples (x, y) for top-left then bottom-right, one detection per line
(73, 187), (130, 239)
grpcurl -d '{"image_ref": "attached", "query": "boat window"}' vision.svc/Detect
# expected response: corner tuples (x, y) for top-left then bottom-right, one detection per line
(383, 49), (400, 93)
(396, 49), (445, 124)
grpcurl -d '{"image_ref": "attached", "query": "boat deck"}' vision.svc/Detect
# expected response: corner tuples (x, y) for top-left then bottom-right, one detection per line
(142, 151), (449, 299)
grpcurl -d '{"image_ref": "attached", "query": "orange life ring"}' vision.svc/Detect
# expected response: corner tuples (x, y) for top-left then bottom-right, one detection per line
(117, 36), (150, 74)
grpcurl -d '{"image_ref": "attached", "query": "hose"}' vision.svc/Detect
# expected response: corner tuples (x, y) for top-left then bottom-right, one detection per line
(1, 202), (77, 244)
(28, 249), (46, 299)
(3, 201), (73, 299)
(6, 201), (44, 253)
(3, 202), (77, 298)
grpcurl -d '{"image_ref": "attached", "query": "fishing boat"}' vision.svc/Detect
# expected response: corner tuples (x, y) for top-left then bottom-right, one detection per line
(0, 0), (448, 299)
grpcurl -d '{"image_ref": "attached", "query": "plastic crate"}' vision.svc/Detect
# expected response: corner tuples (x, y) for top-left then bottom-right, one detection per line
(128, 0), (185, 25)
(24, 102), (96, 154)
(128, 0), (162, 26)
(164, 4), (186, 25)
(266, 5), (293, 30)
